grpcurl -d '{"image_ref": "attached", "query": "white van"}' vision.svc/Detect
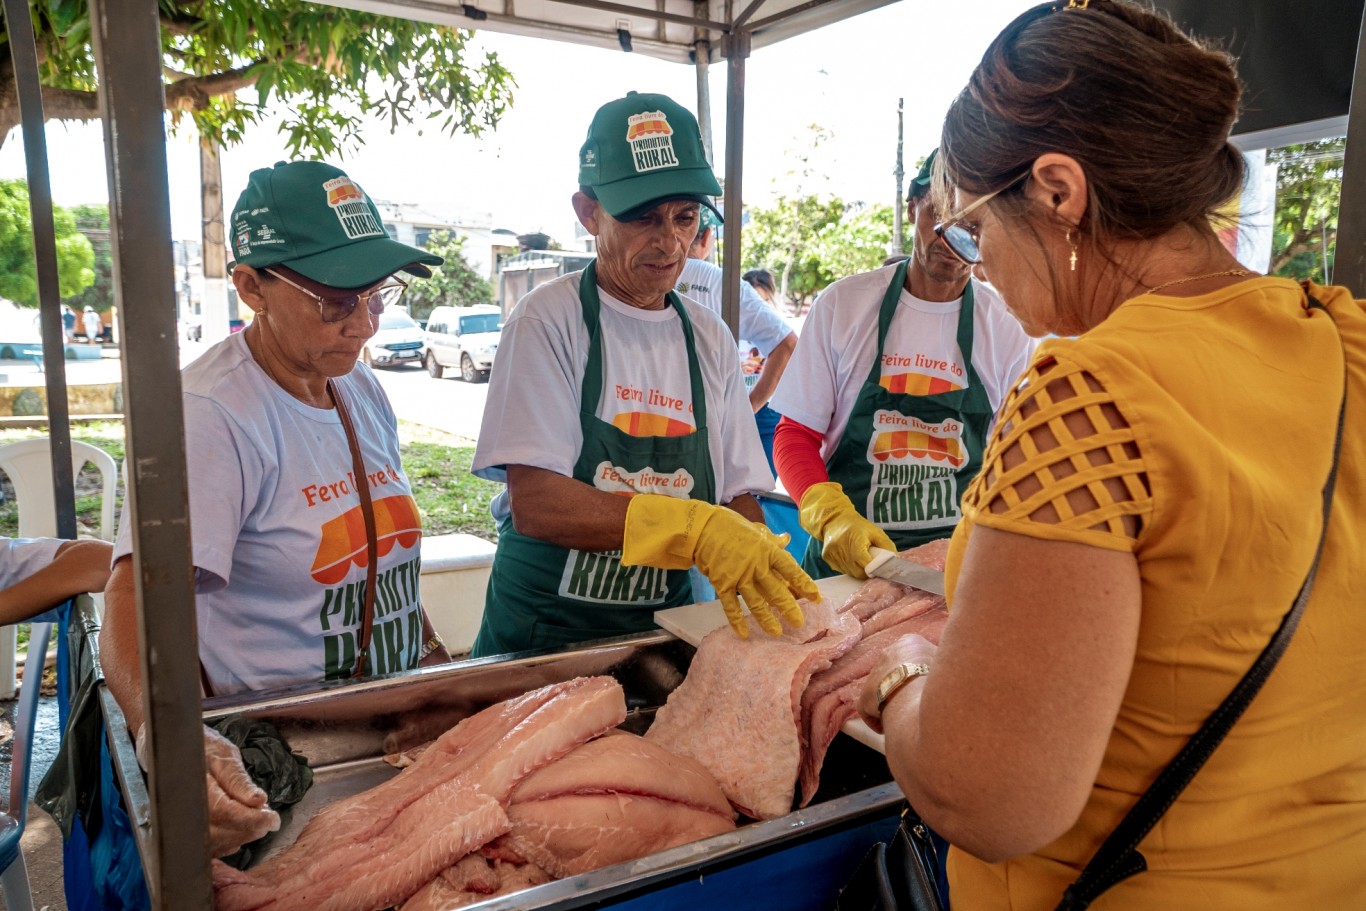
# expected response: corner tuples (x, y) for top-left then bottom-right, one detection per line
(423, 304), (502, 382)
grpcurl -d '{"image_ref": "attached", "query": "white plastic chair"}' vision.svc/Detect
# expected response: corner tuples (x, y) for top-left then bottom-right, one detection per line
(0, 439), (119, 698)
(0, 620), (52, 911)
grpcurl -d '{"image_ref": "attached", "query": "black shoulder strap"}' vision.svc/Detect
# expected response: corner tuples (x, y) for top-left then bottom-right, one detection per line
(1057, 293), (1347, 910)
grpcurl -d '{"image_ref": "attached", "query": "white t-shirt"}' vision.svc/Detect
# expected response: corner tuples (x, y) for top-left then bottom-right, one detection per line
(0, 538), (63, 589)
(771, 266), (1036, 461)
(473, 271), (771, 521)
(676, 258), (795, 395)
(113, 333), (423, 696)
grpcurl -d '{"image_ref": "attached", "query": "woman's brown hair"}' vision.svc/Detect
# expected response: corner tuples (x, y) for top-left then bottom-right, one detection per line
(940, 0), (1245, 244)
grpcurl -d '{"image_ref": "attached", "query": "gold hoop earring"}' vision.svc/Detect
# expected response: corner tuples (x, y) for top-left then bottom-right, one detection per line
(1066, 230), (1078, 272)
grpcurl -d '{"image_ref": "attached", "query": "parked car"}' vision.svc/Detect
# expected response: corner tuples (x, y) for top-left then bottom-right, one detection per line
(362, 308), (425, 368)
(423, 304), (502, 382)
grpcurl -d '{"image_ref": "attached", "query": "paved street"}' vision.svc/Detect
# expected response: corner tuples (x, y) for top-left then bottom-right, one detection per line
(367, 361), (491, 442)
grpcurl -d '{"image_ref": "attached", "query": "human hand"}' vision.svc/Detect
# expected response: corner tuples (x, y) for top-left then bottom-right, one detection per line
(857, 633), (938, 734)
(135, 724), (281, 857)
(798, 482), (897, 580)
(621, 495), (819, 639)
(202, 725), (281, 857)
(693, 508), (818, 639)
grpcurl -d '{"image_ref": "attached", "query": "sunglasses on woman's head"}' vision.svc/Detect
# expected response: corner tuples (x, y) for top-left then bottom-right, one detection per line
(264, 268), (407, 323)
(933, 169), (1032, 266)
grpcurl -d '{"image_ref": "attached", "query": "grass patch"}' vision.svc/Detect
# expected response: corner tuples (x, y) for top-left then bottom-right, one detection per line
(0, 418), (499, 543)
(398, 421), (500, 542)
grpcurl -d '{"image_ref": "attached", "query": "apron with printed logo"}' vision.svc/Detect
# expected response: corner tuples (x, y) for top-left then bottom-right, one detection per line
(803, 260), (993, 578)
(474, 264), (717, 657)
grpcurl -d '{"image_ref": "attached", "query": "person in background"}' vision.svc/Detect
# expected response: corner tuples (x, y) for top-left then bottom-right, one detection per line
(82, 306), (102, 345)
(0, 537), (112, 624)
(471, 91), (815, 658)
(859, 3), (1366, 908)
(103, 160), (450, 862)
(61, 304), (76, 344)
(677, 212), (797, 476)
(742, 268), (782, 312)
(769, 149), (1035, 580)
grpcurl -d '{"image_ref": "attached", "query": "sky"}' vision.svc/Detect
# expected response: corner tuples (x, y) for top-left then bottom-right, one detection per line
(0, 1), (1036, 246)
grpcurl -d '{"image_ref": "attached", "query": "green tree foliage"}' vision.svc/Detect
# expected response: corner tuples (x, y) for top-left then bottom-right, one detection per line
(742, 194), (846, 311)
(0, 177), (94, 305)
(0, 1), (516, 156)
(1269, 138), (1343, 283)
(64, 202), (112, 312)
(813, 202), (896, 282)
(402, 231), (493, 322)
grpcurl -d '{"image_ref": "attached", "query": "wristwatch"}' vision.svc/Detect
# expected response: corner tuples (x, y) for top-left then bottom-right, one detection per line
(875, 661), (931, 716)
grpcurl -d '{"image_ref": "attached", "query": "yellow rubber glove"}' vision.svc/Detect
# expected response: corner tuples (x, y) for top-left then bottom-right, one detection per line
(798, 481), (897, 580)
(622, 494), (819, 639)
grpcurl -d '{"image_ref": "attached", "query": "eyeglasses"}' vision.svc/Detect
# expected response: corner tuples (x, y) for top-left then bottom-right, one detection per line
(264, 268), (407, 323)
(932, 169), (1031, 266)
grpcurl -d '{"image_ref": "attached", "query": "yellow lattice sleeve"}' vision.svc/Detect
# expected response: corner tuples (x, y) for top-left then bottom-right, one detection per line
(961, 355), (1153, 552)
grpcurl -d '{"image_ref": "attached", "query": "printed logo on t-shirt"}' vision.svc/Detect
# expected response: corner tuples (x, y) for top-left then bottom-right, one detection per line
(879, 350), (965, 395)
(609, 382), (696, 437)
(626, 111), (681, 173)
(308, 489), (421, 584)
(318, 553), (423, 680)
(866, 409), (964, 530)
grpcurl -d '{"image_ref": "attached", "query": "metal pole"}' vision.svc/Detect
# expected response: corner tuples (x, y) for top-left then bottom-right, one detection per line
(1, 0), (78, 539)
(87, 0), (212, 906)
(720, 29), (750, 339)
(1337, 4), (1366, 293)
(892, 97), (904, 255)
(694, 39), (714, 167)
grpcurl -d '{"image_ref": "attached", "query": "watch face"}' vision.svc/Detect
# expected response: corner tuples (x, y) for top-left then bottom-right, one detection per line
(877, 662), (930, 713)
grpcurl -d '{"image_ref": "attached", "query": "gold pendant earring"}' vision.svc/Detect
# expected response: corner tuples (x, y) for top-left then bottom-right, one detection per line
(1067, 230), (1078, 272)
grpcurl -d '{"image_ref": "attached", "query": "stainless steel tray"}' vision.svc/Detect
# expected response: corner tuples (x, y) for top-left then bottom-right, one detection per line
(206, 631), (902, 910)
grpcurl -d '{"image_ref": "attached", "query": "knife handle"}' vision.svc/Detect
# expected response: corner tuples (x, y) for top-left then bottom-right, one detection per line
(865, 546), (897, 576)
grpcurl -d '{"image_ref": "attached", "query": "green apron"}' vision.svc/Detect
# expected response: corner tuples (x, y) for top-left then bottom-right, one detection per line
(803, 260), (993, 578)
(473, 264), (717, 657)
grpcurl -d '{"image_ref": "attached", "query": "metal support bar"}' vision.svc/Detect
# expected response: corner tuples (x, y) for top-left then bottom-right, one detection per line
(521, 0), (728, 32)
(87, 0), (211, 906)
(1337, 5), (1366, 292)
(744, 0), (839, 35)
(720, 29), (750, 339)
(2, 0), (78, 539)
(732, 0), (766, 30)
(695, 39), (714, 166)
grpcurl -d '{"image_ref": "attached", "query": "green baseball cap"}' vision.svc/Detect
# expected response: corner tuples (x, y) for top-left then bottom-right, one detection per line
(230, 161), (442, 289)
(908, 148), (938, 202)
(578, 92), (723, 222)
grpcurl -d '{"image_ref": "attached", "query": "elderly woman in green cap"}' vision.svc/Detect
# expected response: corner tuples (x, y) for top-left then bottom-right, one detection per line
(470, 91), (817, 658)
(769, 149), (1036, 580)
(102, 160), (451, 860)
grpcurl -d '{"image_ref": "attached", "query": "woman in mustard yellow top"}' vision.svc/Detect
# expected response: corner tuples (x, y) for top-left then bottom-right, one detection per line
(856, 2), (1366, 909)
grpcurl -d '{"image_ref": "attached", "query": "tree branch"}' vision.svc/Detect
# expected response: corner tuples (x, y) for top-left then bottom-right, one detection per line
(163, 60), (265, 112)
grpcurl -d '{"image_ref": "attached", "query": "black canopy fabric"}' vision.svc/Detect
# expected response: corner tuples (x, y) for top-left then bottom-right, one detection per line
(1157, 0), (1364, 137)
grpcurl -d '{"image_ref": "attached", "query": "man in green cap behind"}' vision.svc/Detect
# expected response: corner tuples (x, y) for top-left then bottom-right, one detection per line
(769, 150), (1036, 579)
(102, 160), (452, 864)
(471, 91), (818, 657)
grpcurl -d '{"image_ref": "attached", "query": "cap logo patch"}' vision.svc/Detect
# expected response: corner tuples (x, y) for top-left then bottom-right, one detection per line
(322, 176), (384, 241)
(625, 111), (679, 173)
(235, 230), (251, 255)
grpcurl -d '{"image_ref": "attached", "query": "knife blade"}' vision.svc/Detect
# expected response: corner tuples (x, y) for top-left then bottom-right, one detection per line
(864, 547), (946, 595)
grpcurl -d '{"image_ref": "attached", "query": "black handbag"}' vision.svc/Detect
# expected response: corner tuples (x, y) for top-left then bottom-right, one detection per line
(836, 803), (946, 911)
(1057, 292), (1347, 909)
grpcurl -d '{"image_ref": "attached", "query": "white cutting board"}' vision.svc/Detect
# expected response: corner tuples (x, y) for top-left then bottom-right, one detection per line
(654, 574), (887, 754)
